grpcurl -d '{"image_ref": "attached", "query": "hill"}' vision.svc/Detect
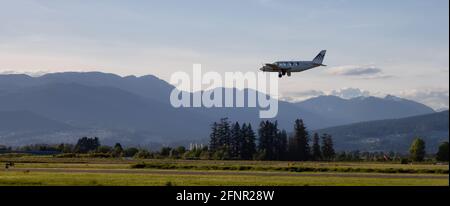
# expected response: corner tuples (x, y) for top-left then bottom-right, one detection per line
(0, 110), (73, 132)
(315, 111), (449, 153)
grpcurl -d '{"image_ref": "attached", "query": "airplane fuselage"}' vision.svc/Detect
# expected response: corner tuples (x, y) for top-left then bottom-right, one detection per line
(260, 61), (320, 73)
(260, 50), (327, 78)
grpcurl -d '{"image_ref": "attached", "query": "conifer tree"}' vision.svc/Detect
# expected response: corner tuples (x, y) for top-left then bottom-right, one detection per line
(258, 121), (278, 160)
(209, 122), (219, 152)
(230, 122), (242, 159)
(274, 129), (288, 160)
(321, 133), (335, 161)
(312, 133), (322, 161)
(241, 123), (256, 160)
(289, 119), (310, 161)
(217, 118), (231, 149)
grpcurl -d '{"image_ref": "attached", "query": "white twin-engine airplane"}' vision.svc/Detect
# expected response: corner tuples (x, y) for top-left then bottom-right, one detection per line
(260, 50), (327, 78)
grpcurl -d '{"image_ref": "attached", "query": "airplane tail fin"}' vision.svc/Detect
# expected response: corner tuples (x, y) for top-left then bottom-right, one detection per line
(312, 50), (326, 65)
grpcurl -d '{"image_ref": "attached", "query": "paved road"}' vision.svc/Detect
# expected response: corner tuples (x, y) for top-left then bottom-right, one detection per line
(4, 168), (449, 179)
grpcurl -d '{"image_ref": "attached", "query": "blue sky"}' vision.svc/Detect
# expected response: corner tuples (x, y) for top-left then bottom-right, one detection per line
(0, 0), (449, 109)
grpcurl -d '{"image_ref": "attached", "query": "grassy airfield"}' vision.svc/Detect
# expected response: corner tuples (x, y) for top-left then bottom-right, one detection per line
(0, 156), (448, 186)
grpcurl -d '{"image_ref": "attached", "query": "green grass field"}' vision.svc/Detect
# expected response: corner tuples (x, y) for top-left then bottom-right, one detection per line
(1, 171), (448, 186)
(0, 156), (448, 186)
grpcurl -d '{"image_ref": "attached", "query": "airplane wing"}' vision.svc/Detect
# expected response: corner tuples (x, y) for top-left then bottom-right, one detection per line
(265, 64), (291, 73)
(265, 63), (277, 68)
(265, 63), (282, 72)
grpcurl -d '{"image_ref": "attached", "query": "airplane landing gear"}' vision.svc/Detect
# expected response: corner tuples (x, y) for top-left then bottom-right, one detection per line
(278, 71), (289, 78)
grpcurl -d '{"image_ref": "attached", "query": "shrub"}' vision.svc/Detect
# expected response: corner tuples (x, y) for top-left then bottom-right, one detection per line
(87, 153), (111, 158)
(124, 147), (139, 157)
(409, 138), (426, 162)
(134, 149), (153, 159)
(96, 146), (112, 154)
(400, 158), (409, 164)
(54, 153), (78, 158)
(436, 142), (449, 162)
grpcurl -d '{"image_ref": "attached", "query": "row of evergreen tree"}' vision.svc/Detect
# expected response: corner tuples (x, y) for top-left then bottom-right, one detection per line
(209, 118), (257, 160)
(209, 118), (335, 161)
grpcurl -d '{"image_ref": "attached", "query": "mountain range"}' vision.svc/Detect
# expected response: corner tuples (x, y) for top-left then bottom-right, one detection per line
(0, 72), (442, 150)
(295, 95), (435, 125)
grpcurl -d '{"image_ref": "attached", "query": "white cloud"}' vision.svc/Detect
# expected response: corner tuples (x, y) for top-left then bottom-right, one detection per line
(330, 88), (371, 99)
(396, 88), (449, 111)
(328, 65), (393, 79)
(0, 69), (49, 77)
(280, 87), (371, 102)
(280, 90), (325, 102)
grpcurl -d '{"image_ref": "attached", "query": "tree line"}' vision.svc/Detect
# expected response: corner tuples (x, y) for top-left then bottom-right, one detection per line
(208, 118), (335, 161)
(1, 118), (448, 162)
